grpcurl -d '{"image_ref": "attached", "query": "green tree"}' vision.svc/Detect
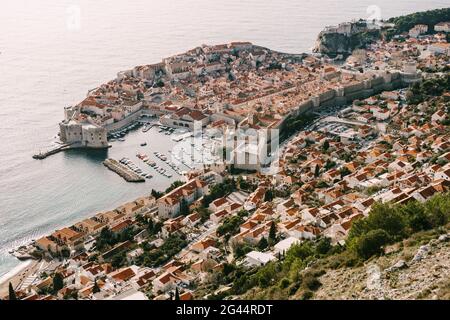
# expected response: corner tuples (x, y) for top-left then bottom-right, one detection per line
(175, 286), (180, 300)
(70, 290), (78, 300)
(339, 166), (351, 178)
(400, 200), (430, 233)
(314, 165), (320, 177)
(8, 282), (17, 300)
(180, 199), (190, 216)
(202, 179), (237, 206)
(111, 253), (126, 268)
(93, 279), (100, 294)
(264, 189), (274, 202)
(348, 202), (405, 242)
(316, 237), (332, 255)
(286, 241), (315, 262)
(53, 273), (64, 293)
(196, 206), (212, 223)
(269, 222), (277, 243)
(258, 237), (269, 250)
(324, 160), (336, 170)
(166, 181), (184, 193)
(316, 181), (329, 189)
(96, 226), (115, 251)
(424, 193), (450, 228)
(353, 229), (390, 259)
(61, 247), (70, 259)
(151, 189), (163, 199)
(234, 243), (253, 259)
(217, 215), (244, 239)
(148, 218), (154, 233)
(322, 140), (330, 151)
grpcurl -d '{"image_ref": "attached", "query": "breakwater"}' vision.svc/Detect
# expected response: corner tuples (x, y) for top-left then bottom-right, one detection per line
(32, 143), (74, 160)
(103, 159), (145, 182)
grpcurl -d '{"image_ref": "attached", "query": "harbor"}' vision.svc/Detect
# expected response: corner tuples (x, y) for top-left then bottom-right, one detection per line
(102, 117), (217, 181)
(105, 119), (208, 182)
(1, 121), (189, 278)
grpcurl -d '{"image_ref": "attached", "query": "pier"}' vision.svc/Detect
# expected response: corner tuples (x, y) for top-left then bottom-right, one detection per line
(103, 158), (145, 183)
(32, 143), (74, 160)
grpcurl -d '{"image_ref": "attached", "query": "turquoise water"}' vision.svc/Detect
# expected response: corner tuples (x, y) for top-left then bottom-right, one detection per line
(0, 0), (448, 276)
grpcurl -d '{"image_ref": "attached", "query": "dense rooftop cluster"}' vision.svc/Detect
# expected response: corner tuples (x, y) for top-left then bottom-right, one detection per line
(5, 16), (450, 300)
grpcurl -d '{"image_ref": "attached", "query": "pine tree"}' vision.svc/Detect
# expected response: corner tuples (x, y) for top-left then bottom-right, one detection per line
(148, 218), (154, 233)
(314, 164), (320, 177)
(93, 279), (100, 293)
(180, 199), (190, 216)
(264, 189), (274, 202)
(53, 273), (64, 293)
(8, 282), (17, 300)
(269, 222), (277, 243)
(175, 286), (180, 300)
(323, 140), (330, 151)
(257, 237), (268, 250)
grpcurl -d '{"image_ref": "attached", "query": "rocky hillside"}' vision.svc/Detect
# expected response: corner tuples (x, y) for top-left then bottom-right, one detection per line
(313, 231), (450, 300)
(313, 8), (450, 57)
(313, 27), (381, 57)
(238, 228), (450, 301)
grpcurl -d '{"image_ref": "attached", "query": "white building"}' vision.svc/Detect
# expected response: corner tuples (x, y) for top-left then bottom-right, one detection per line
(273, 237), (300, 255)
(409, 24), (428, 38)
(372, 107), (390, 121)
(110, 289), (148, 300)
(157, 178), (208, 218)
(245, 251), (276, 267)
(434, 22), (450, 33)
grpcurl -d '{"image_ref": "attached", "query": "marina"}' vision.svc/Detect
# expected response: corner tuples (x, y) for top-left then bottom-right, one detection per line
(107, 121), (144, 141)
(119, 157), (153, 179)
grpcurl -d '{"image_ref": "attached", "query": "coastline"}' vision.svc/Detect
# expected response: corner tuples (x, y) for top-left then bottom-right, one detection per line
(0, 259), (35, 297)
(0, 123), (181, 278)
(0, 0), (448, 302)
(1, 39), (411, 279)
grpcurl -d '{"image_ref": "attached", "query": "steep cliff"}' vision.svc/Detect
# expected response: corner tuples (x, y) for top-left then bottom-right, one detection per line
(313, 8), (450, 57)
(313, 26), (381, 57)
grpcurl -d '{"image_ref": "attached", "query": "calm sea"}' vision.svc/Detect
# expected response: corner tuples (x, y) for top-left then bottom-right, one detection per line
(0, 0), (447, 277)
